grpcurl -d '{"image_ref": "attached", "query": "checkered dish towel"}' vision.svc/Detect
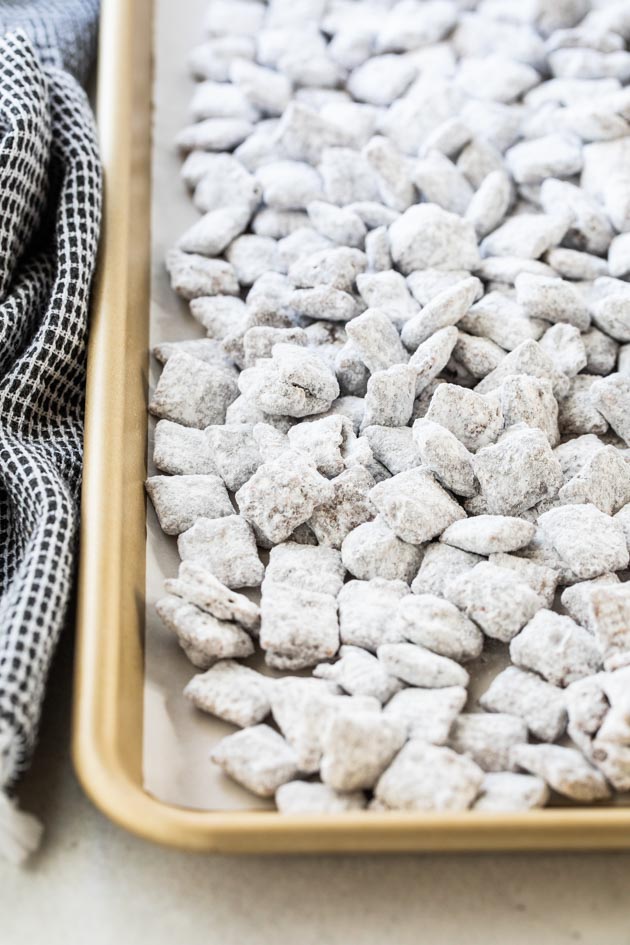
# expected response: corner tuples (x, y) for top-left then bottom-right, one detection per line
(0, 1), (101, 863)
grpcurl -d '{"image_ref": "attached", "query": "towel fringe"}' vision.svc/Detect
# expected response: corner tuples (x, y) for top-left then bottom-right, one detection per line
(0, 788), (42, 864)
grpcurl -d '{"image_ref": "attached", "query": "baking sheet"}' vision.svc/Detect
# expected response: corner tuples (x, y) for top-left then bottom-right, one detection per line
(143, 0), (629, 814)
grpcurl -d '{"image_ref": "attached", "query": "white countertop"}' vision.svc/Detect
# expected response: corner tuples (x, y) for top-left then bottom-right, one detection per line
(1, 635), (629, 945)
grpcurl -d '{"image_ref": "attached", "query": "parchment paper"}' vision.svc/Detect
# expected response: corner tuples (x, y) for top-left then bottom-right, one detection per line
(143, 0), (629, 812)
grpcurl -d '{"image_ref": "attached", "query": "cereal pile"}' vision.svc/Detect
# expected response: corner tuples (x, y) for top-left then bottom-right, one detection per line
(148, 0), (630, 813)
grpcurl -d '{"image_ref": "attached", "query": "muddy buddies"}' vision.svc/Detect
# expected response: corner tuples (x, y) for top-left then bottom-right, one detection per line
(148, 0), (630, 814)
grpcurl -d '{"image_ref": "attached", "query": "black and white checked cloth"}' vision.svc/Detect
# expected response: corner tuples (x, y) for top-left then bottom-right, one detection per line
(0, 0), (101, 858)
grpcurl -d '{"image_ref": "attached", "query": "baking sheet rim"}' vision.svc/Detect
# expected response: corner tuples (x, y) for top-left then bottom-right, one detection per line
(72, 0), (630, 852)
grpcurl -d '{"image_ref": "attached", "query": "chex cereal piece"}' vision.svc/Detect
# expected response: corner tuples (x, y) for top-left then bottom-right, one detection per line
(591, 584), (630, 671)
(448, 713), (528, 773)
(346, 54), (416, 106)
(308, 466), (375, 548)
(364, 135), (415, 211)
(236, 450), (333, 544)
(592, 293), (630, 345)
(472, 426), (564, 516)
(515, 272), (590, 330)
(228, 234), (285, 286)
(510, 610), (602, 687)
(480, 212), (567, 260)
(475, 256), (554, 284)
(149, 352), (239, 428)
(314, 646), (402, 704)
(558, 445), (630, 515)
(411, 543), (482, 598)
(370, 467), (466, 545)
(165, 249), (239, 299)
(291, 285), (361, 323)
(401, 277), (479, 351)
(363, 425), (421, 475)
(243, 326), (307, 369)
(546, 248), (607, 283)
(178, 515), (264, 588)
(374, 741), (483, 811)
(153, 420), (218, 476)
(558, 375), (608, 437)
(407, 269), (481, 307)
(260, 582), (339, 670)
(497, 375), (560, 446)
(164, 560), (260, 630)
(270, 676), (379, 773)
(408, 326), (459, 396)
(378, 642), (469, 689)
(252, 422), (289, 462)
(152, 338), (239, 372)
(190, 295), (248, 340)
(356, 271), (419, 331)
(146, 474), (233, 536)
(425, 383), (504, 452)
(211, 725), (299, 797)
(276, 781), (367, 814)
(362, 364), (417, 428)
(517, 528), (583, 585)
(412, 150), (474, 215)
(488, 553), (559, 607)
(561, 574), (621, 634)
(184, 661), (271, 727)
(318, 149), (379, 206)
(205, 425), (262, 492)
(287, 414), (350, 477)
(275, 103), (355, 164)
(364, 226), (391, 271)
(239, 344), (340, 418)
(447, 562), (545, 643)
(393, 593), (483, 663)
(565, 675), (609, 755)
(256, 160), (323, 210)
(475, 339), (569, 398)
(608, 233), (630, 279)
(320, 710), (407, 792)
(473, 773), (549, 812)
(465, 169), (512, 238)
(338, 578), (409, 651)
(265, 541), (345, 597)
(289, 245), (366, 292)
(537, 503), (629, 580)
(177, 205), (251, 256)
(539, 323), (588, 378)
(345, 308), (408, 373)
(505, 132), (582, 184)
(307, 200), (367, 248)
(384, 687), (467, 745)
(554, 434), (607, 481)
(591, 373), (630, 446)
(191, 153), (262, 213)
(440, 515), (535, 556)
(510, 744), (610, 802)
(341, 517), (424, 583)
(479, 666), (567, 742)
(156, 595), (254, 668)
(460, 290), (543, 352)
(389, 203), (480, 274)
